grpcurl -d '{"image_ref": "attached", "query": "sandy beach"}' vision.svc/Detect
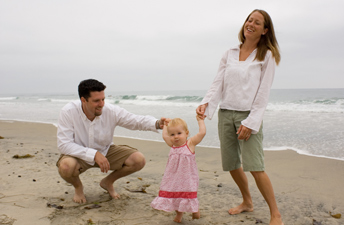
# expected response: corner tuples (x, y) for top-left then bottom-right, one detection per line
(0, 120), (343, 225)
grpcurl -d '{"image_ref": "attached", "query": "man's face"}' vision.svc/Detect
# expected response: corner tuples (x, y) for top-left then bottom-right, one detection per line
(81, 91), (105, 121)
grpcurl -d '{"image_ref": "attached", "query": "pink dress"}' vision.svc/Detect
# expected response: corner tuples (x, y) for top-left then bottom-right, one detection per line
(151, 142), (199, 213)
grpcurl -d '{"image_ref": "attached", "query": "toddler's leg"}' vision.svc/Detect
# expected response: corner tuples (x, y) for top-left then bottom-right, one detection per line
(174, 211), (183, 223)
(192, 210), (200, 219)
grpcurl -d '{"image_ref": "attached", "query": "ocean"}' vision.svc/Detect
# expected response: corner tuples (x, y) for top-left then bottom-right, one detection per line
(0, 88), (343, 161)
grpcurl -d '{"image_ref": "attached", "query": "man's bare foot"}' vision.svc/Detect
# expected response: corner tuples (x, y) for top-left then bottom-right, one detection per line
(228, 202), (254, 215)
(100, 179), (120, 199)
(73, 186), (86, 203)
(192, 211), (200, 219)
(173, 211), (183, 223)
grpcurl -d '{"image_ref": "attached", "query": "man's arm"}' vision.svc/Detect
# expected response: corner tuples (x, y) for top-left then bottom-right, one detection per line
(114, 105), (166, 132)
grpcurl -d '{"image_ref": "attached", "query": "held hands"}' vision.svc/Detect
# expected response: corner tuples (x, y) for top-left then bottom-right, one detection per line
(196, 114), (205, 121)
(157, 117), (170, 129)
(196, 103), (208, 120)
(94, 151), (110, 173)
(163, 118), (171, 126)
(237, 125), (252, 141)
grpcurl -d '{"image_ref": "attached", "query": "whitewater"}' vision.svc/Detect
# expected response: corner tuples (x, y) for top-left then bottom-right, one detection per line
(0, 88), (343, 161)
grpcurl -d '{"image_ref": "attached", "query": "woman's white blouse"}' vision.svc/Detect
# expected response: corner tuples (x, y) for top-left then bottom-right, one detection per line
(200, 45), (275, 134)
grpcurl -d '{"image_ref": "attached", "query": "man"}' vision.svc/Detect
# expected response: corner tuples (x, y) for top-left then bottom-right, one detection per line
(57, 79), (166, 203)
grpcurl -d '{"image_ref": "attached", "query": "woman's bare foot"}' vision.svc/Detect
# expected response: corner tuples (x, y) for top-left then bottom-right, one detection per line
(228, 202), (254, 215)
(270, 215), (284, 225)
(100, 179), (120, 199)
(73, 186), (86, 203)
(173, 211), (183, 223)
(192, 211), (200, 219)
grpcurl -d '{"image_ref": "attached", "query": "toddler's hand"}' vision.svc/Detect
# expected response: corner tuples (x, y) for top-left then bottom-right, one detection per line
(164, 118), (171, 126)
(196, 103), (208, 117)
(196, 114), (205, 121)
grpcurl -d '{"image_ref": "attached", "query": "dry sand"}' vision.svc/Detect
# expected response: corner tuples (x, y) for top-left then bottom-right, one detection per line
(0, 120), (343, 225)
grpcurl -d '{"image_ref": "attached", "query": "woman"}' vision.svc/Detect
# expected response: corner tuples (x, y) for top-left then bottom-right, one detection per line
(196, 9), (283, 225)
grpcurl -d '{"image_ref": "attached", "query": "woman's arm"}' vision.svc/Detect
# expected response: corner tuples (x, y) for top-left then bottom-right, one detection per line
(198, 50), (229, 120)
(241, 51), (275, 134)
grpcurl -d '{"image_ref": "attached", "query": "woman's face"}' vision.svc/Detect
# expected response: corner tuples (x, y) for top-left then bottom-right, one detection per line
(244, 11), (268, 41)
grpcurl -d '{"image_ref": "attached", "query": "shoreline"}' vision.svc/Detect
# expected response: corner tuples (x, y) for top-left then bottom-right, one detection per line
(0, 120), (343, 225)
(1, 119), (343, 162)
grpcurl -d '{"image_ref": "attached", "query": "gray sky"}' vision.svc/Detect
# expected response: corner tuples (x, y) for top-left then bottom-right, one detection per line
(1, 0), (343, 95)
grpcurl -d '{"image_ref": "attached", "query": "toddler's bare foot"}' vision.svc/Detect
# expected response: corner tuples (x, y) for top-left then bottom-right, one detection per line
(100, 179), (120, 199)
(73, 186), (86, 203)
(174, 211), (183, 223)
(228, 202), (254, 215)
(192, 211), (200, 219)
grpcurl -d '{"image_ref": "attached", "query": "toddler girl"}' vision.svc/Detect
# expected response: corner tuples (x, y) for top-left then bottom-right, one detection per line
(151, 116), (206, 223)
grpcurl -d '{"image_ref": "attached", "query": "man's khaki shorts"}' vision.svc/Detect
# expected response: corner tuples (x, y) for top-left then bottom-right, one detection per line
(56, 145), (138, 174)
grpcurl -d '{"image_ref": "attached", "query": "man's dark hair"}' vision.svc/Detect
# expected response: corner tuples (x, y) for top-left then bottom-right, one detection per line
(78, 79), (106, 100)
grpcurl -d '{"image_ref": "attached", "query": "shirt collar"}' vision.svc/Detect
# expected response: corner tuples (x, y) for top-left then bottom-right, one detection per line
(230, 45), (241, 51)
(77, 101), (88, 121)
(231, 44), (257, 53)
(76, 100), (103, 122)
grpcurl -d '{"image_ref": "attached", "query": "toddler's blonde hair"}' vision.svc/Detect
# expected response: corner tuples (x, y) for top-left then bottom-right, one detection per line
(168, 118), (189, 133)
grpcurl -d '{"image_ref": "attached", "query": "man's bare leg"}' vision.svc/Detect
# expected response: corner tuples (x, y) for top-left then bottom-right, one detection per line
(100, 152), (146, 199)
(58, 157), (86, 203)
(228, 167), (254, 214)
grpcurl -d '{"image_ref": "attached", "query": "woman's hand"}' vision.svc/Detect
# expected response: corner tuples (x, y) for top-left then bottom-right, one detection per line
(196, 103), (208, 119)
(237, 125), (252, 141)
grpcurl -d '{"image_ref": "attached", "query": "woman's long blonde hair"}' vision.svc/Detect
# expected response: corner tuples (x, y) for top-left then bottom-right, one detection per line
(239, 9), (281, 65)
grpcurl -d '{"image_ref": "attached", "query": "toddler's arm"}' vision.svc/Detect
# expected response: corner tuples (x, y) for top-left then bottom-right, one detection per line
(162, 119), (173, 147)
(189, 115), (206, 147)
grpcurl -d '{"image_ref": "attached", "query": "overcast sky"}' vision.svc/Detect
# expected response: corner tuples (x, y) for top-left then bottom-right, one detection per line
(1, 0), (343, 95)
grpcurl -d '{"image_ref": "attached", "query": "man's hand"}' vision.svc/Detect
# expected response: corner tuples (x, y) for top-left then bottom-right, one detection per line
(237, 125), (252, 141)
(94, 151), (110, 173)
(157, 117), (170, 129)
